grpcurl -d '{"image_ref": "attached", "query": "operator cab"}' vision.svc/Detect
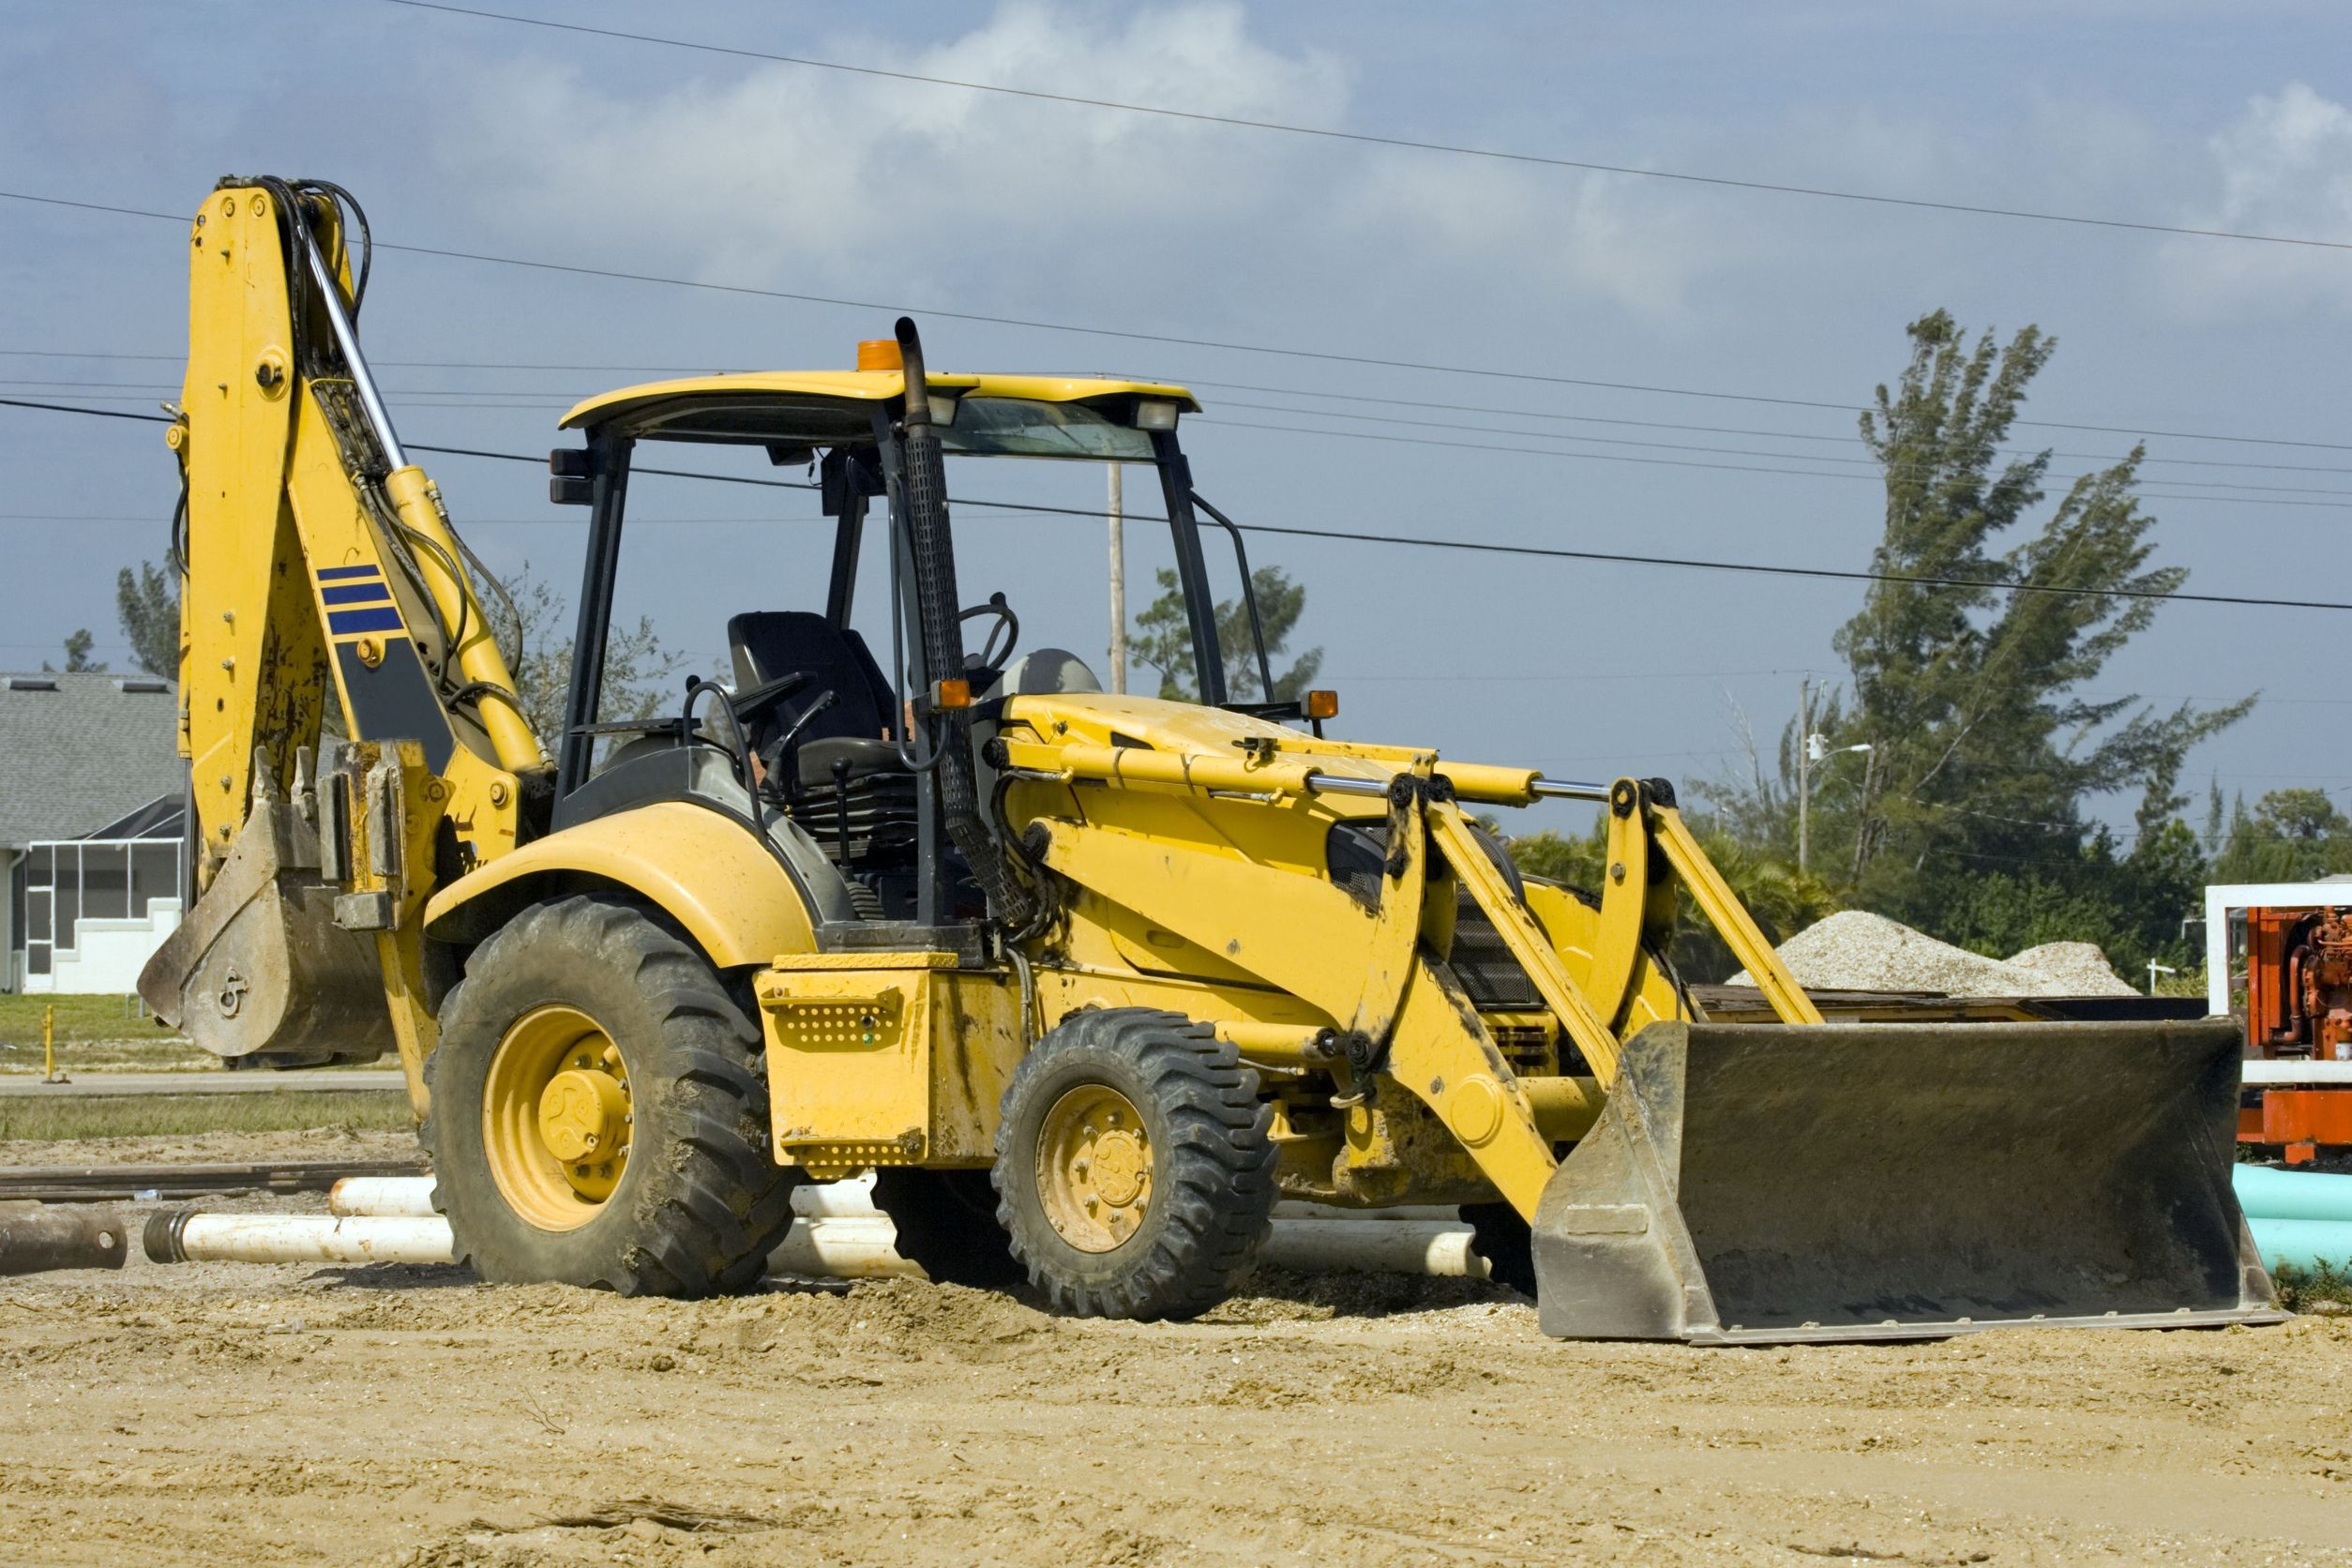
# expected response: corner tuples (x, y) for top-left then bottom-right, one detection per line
(546, 324), (1288, 938)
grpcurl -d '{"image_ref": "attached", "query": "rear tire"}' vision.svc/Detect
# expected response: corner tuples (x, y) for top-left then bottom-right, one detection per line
(425, 894), (799, 1296)
(869, 1168), (1022, 1288)
(993, 1008), (1276, 1319)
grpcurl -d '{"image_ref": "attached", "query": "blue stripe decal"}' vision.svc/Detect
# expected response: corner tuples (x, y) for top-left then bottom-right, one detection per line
(327, 606), (406, 636)
(320, 581), (394, 607)
(317, 564), (383, 581)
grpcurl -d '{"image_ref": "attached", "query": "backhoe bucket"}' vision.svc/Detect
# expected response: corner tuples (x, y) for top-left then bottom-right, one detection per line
(138, 789), (393, 1069)
(1530, 1019), (2280, 1343)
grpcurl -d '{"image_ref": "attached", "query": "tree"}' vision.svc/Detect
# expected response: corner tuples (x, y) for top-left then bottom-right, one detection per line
(1126, 565), (1321, 701)
(116, 561), (180, 677)
(43, 629), (104, 672)
(1700, 311), (2246, 969)
(1834, 312), (2248, 900)
(477, 562), (692, 745)
(2209, 787), (2352, 884)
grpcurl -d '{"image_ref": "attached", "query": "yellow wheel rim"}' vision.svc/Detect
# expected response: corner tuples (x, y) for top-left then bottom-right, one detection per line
(1035, 1083), (1152, 1253)
(482, 1003), (632, 1233)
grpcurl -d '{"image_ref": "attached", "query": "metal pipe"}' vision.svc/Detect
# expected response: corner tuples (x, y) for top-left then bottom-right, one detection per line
(0, 1206), (128, 1274)
(1215, 1021), (1336, 1067)
(1304, 773), (1387, 797)
(328, 1176), (437, 1218)
(300, 233), (405, 468)
(1530, 777), (1612, 803)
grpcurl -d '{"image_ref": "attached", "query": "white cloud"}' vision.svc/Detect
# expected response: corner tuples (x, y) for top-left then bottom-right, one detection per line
(435, 1), (1734, 330)
(2155, 83), (2352, 319)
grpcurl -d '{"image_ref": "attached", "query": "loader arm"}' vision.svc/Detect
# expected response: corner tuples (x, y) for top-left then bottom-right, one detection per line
(999, 708), (2277, 1342)
(139, 180), (547, 1104)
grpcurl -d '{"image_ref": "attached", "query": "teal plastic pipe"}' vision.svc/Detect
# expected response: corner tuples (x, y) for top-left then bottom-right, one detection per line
(2246, 1216), (2352, 1274)
(2232, 1164), (2352, 1222)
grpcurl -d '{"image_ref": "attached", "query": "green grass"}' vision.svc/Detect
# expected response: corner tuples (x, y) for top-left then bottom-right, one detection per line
(0, 992), (181, 1046)
(0, 993), (386, 1074)
(2273, 1260), (2352, 1313)
(0, 992), (213, 1074)
(0, 1091), (413, 1142)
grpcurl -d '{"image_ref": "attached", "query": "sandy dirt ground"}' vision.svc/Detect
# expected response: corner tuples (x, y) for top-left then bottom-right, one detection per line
(4, 1131), (2350, 1566)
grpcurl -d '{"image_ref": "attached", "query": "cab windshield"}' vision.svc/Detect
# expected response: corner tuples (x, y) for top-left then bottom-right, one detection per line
(940, 397), (1155, 461)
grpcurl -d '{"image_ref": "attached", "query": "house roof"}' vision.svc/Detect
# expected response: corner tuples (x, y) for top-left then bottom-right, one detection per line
(0, 672), (183, 851)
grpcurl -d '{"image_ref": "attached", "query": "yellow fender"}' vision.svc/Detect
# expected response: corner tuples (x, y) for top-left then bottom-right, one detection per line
(423, 802), (816, 968)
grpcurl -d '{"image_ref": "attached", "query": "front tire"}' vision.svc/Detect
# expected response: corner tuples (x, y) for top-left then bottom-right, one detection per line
(425, 895), (798, 1296)
(993, 1008), (1276, 1319)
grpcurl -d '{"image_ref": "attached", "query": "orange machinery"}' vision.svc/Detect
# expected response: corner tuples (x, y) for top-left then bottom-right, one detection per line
(2236, 903), (2352, 1163)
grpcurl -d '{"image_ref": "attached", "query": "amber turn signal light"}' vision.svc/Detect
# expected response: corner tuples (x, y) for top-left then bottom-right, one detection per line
(932, 677), (972, 710)
(1304, 689), (1339, 720)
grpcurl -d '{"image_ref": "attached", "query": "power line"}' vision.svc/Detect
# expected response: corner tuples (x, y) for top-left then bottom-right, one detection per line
(1202, 401), (2352, 498)
(18, 377), (2346, 506)
(22, 367), (2352, 482)
(382, 0), (2352, 255)
(17, 350), (2352, 475)
(9, 188), (2346, 457)
(1191, 392), (2352, 477)
(10, 393), (2347, 611)
(1193, 416), (2352, 510)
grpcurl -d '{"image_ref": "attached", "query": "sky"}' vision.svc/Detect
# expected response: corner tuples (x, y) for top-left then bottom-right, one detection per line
(3, 0), (2349, 842)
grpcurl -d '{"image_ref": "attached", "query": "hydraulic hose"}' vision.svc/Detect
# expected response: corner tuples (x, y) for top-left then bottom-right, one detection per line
(893, 317), (1033, 927)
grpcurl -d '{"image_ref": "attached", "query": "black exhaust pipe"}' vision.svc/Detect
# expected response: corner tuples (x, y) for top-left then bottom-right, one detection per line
(893, 317), (1033, 927)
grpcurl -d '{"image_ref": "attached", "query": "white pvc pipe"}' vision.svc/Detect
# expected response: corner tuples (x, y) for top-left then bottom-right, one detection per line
(767, 1216), (924, 1280)
(328, 1177), (438, 1217)
(316, 1176), (1491, 1280)
(329, 1175), (894, 1222)
(158, 1208), (924, 1280)
(2242, 1061), (2352, 1084)
(166, 1214), (456, 1265)
(1258, 1218), (1489, 1279)
(792, 1174), (882, 1219)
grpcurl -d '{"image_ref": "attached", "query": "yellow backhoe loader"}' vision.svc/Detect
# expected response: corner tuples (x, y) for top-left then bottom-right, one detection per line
(142, 177), (2278, 1340)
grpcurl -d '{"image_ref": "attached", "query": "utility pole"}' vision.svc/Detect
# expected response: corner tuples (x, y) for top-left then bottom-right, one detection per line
(1106, 462), (1126, 694)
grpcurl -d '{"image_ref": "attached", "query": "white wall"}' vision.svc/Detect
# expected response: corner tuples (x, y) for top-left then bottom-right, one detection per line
(30, 897), (181, 995)
(0, 848), (14, 993)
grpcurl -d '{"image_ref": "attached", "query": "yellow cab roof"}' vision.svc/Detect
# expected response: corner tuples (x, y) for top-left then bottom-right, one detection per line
(561, 371), (1201, 443)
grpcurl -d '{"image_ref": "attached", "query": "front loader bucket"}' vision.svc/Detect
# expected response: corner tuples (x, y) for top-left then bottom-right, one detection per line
(1531, 1019), (2281, 1343)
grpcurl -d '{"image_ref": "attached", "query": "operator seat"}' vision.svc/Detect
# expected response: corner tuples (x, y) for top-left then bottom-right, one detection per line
(727, 611), (901, 789)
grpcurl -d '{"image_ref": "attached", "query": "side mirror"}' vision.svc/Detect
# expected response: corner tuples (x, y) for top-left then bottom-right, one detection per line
(549, 446), (593, 506)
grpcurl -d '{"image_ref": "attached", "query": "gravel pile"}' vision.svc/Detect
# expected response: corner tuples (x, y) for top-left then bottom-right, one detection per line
(2006, 941), (2139, 997)
(1728, 910), (2136, 998)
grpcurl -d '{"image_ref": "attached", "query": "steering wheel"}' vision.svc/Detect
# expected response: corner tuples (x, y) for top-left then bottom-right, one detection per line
(958, 593), (1020, 670)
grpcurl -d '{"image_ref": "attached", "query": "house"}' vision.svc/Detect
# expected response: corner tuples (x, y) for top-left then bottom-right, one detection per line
(0, 671), (186, 992)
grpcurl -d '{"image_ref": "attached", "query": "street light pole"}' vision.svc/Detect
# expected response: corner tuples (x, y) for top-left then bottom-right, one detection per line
(1797, 677), (1813, 875)
(1798, 676), (1869, 878)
